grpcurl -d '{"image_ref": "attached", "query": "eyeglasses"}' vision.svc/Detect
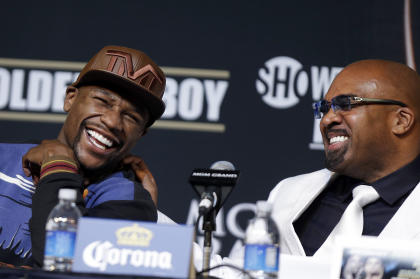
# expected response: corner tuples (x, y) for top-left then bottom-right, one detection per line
(312, 94), (407, 119)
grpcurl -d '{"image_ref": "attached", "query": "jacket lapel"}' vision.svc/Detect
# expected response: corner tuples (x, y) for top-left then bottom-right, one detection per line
(379, 181), (420, 239)
(277, 170), (336, 256)
(275, 172), (420, 255)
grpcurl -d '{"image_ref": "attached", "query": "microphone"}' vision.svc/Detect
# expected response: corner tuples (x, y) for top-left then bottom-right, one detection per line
(210, 160), (235, 170)
(198, 192), (217, 215)
(190, 160), (239, 216)
(198, 161), (234, 214)
(189, 160), (239, 275)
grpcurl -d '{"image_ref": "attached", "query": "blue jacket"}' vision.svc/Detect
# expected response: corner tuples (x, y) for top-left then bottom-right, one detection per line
(0, 143), (156, 266)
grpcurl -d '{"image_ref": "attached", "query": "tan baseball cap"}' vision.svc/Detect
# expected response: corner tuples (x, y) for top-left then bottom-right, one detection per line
(72, 45), (166, 127)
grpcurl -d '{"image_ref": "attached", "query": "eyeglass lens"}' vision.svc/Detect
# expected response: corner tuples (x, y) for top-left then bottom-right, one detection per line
(313, 95), (352, 119)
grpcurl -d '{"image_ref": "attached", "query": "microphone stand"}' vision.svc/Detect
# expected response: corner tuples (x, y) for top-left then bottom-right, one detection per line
(201, 208), (216, 278)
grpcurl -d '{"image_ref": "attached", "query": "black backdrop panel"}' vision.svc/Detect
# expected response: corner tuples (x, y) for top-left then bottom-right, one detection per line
(0, 0), (418, 257)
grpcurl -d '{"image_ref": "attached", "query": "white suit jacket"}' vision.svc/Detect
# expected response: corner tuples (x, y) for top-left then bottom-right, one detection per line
(267, 168), (420, 256)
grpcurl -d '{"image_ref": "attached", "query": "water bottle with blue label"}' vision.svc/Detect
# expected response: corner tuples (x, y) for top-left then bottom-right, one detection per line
(43, 188), (82, 272)
(244, 201), (280, 279)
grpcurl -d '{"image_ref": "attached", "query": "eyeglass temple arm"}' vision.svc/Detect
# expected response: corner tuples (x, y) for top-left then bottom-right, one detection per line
(353, 97), (407, 107)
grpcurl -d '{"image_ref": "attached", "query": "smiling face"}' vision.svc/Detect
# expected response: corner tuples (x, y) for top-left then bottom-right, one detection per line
(320, 62), (401, 181)
(58, 85), (149, 177)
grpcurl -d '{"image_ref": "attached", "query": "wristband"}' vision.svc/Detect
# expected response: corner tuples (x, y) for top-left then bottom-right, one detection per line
(40, 158), (78, 180)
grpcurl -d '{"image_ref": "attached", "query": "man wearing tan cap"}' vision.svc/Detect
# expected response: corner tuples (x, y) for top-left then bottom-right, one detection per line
(0, 46), (165, 267)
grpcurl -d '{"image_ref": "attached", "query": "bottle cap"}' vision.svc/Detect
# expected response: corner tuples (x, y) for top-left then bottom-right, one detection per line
(256, 200), (272, 213)
(58, 188), (77, 201)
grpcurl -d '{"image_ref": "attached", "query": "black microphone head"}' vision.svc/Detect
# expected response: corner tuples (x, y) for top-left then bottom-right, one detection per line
(190, 160), (239, 216)
(210, 160), (235, 171)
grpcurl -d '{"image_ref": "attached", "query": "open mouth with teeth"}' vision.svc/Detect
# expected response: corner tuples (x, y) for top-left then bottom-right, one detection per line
(329, 136), (349, 145)
(86, 129), (116, 151)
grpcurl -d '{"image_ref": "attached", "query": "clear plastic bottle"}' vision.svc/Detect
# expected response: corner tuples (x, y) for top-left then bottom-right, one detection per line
(43, 188), (82, 272)
(243, 201), (280, 279)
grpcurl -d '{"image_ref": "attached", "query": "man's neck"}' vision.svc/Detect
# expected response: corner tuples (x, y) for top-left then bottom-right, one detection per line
(351, 153), (420, 184)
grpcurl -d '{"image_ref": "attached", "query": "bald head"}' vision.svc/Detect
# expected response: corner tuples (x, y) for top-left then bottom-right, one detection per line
(320, 59), (420, 182)
(334, 59), (420, 114)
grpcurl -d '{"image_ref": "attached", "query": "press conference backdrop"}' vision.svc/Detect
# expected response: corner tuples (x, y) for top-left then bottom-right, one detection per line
(0, 0), (418, 257)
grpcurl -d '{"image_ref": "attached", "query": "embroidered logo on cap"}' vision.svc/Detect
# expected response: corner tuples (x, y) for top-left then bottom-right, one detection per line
(105, 50), (163, 91)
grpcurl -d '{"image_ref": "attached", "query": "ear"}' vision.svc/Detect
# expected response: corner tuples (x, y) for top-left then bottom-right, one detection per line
(391, 107), (415, 135)
(63, 86), (79, 112)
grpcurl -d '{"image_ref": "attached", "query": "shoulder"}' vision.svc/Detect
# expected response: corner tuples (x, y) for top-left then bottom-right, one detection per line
(85, 172), (138, 206)
(0, 143), (36, 166)
(0, 142), (36, 155)
(0, 142), (37, 179)
(84, 171), (155, 208)
(87, 172), (135, 192)
(267, 169), (333, 203)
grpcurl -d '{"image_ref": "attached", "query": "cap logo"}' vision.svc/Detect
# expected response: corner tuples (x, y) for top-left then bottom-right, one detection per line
(105, 50), (163, 91)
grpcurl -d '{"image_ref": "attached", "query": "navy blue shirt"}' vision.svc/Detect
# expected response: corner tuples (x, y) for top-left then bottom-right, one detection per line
(293, 156), (420, 256)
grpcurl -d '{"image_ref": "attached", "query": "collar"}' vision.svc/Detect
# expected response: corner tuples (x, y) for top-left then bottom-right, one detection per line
(329, 175), (363, 202)
(329, 155), (420, 204)
(371, 155), (420, 205)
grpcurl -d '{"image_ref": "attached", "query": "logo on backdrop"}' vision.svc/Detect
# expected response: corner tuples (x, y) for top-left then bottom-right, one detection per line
(0, 60), (230, 133)
(256, 56), (343, 150)
(161, 77), (228, 123)
(186, 199), (256, 258)
(256, 56), (308, 109)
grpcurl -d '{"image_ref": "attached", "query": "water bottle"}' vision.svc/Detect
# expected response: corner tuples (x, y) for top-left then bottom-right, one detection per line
(244, 201), (280, 279)
(43, 188), (82, 272)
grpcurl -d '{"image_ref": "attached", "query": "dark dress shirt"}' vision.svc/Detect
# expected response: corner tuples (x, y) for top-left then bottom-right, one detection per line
(293, 156), (420, 256)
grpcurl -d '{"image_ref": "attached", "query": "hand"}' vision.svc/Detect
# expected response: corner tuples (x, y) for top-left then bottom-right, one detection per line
(22, 139), (76, 185)
(123, 155), (158, 206)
